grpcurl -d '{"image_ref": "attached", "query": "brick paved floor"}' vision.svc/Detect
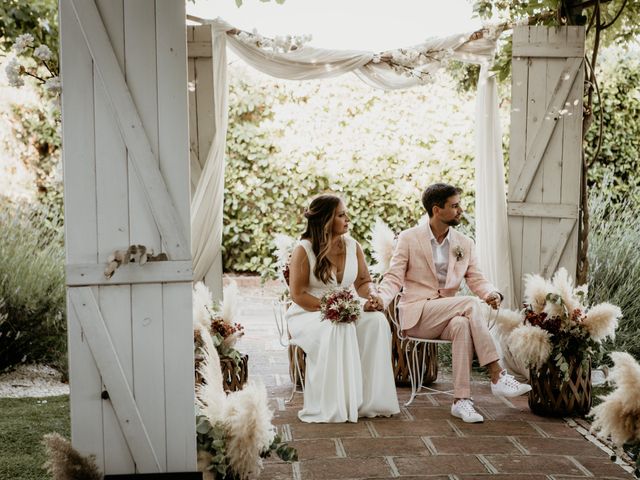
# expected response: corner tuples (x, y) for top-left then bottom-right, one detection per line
(230, 282), (634, 480)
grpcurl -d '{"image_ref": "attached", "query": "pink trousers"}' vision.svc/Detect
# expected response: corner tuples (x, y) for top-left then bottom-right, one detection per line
(405, 296), (499, 398)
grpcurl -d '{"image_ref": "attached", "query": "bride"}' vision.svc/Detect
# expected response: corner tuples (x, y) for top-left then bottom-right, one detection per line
(286, 193), (400, 423)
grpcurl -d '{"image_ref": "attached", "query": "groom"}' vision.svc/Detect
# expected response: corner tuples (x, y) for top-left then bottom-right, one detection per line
(368, 183), (530, 423)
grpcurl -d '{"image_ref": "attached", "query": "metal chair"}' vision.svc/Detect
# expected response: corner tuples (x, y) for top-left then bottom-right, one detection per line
(386, 297), (454, 406)
(271, 298), (305, 402)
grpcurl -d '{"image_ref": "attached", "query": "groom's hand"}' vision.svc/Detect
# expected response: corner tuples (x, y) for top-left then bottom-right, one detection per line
(485, 291), (502, 310)
(365, 294), (384, 312)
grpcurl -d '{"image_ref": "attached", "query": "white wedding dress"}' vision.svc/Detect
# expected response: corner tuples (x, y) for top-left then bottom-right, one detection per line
(286, 237), (400, 423)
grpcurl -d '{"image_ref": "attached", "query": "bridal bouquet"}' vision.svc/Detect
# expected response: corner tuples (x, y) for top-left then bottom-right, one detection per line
(495, 268), (622, 382)
(320, 288), (361, 324)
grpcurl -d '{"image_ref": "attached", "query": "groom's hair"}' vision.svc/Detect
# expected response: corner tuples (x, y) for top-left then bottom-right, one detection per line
(422, 183), (462, 217)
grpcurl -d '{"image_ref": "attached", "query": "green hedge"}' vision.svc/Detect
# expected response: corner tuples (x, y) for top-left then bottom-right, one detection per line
(0, 199), (66, 371)
(223, 66), (477, 274)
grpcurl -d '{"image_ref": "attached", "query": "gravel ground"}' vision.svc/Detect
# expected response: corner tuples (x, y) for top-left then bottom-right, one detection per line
(0, 364), (69, 398)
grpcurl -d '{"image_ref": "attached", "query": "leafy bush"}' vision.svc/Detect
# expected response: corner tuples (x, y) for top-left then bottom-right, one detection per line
(224, 65), (478, 274)
(585, 49), (640, 205)
(0, 199), (66, 371)
(587, 186), (640, 361)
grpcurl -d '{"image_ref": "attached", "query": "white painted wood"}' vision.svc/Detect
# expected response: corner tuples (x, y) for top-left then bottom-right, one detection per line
(542, 218), (578, 277)
(187, 41), (212, 58)
(93, 0), (134, 472)
(520, 26), (546, 297)
(511, 43), (584, 58)
(157, 3), (198, 471)
(540, 27), (566, 281)
(512, 56), (582, 202)
(508, 202), (578, 219)
(66, 261), (194, 286)
(59, 0), (104, 469)
(69, 288), (161, 472)
(508, 26), (585, 302)
(558, 26), (585, 276)
(69, 0), (189, 259)
(508, 26), (529, 302)
(124, 1), (166, 472)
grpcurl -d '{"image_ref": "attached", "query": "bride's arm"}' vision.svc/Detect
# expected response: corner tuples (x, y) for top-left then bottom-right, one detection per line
(289, 245), (321, 312)
(353, 242), (378, 300)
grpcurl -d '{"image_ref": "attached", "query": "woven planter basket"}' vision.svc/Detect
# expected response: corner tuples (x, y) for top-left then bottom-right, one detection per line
(528, 356), (592, 417)
(194, 353), (249, 393)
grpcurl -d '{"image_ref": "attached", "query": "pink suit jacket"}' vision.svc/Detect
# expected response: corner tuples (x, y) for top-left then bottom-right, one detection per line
(378, 223), (497, 331)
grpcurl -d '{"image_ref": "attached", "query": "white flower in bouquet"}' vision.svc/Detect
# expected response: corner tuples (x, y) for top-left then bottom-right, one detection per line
(590, 351), (640, 447)
(5, 57), (24, 87)
(369, 217), (395, 276)
(44, 76), (61, 94)
(34, 44), (53, 61)
(13, 33), (34, 55)
(320, 288), (361, 324)
(583, 302), (622, 342)
(523, 273), (553, 313)
(507, 324), (552, 368)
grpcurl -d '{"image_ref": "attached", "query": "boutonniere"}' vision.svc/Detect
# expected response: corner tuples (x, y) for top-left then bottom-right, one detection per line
(453, 245), (465, 261)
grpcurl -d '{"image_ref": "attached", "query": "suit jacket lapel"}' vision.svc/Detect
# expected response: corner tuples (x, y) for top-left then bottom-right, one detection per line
(417, 223), (438, 280)
(445, 229), (462, 288)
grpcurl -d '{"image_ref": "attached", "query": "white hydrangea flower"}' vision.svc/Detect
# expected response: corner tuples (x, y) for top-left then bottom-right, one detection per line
(13, 33), (35, 55)
(44, 76), (62, 93)
(5, 57), (24, 87)
(34, 44), (53, 61)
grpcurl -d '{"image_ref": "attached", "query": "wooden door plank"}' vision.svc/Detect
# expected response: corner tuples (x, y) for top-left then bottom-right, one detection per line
(520, 26), (546, 292)
(512, 56), (582, 202)
(93, 0), (134, 473)
(508, 202), (578, 219)
(542, 218), (578, 277)
(540, 28), (566, 278)
(66, 261), (194, 286)
(69, 0), (189, 258)
(508, 26), (530, 302)
(156, 2), (198, 470)
(124, 1), (166, 471)
(69, 287), (161, 473)
(59, 0), (104, 469)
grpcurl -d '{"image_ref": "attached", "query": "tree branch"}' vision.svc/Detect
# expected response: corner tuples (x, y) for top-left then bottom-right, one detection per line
(600, 0), (628, 29)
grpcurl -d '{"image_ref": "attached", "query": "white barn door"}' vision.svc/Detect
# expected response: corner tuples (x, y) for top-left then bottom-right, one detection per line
(508, 26), (585, 302)
(60, 0), (196, 474)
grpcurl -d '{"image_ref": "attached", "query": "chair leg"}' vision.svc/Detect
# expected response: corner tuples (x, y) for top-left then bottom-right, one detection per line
(405, 341), (419, 406)
(287, 345), (305, 403)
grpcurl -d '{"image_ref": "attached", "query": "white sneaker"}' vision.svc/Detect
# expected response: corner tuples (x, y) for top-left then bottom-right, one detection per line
(451, 399), (484, 423)
(491, 370), (532, 397)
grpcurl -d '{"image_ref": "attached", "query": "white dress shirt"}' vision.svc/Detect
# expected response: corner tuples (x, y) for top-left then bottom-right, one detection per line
(430, 228), (451, 288)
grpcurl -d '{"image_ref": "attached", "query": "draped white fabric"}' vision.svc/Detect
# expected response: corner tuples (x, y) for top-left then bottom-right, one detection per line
(191, 18), (513, 309)
(475, 65), (516, 309)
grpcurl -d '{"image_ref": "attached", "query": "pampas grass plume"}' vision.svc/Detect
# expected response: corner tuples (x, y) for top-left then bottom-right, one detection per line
(584, 302), (622, 342)
(370, 217), (395, 275)
(493, 309), (523, 338)
(221, 281), (239, 325)
(223, 381), (275, 480)
(193, 281), (213, 330)
(273, 233), (296, 265)
(523, 274), (552, 313)
(42, 433), (102, 480)
(551, 267), (580, 313)
(196, 328), (226, 425)
(508, 324), (552, 368)
(590, 352), (640, 446)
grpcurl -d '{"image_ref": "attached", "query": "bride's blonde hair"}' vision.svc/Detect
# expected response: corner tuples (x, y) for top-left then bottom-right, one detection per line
(302, 194), (342, 284)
